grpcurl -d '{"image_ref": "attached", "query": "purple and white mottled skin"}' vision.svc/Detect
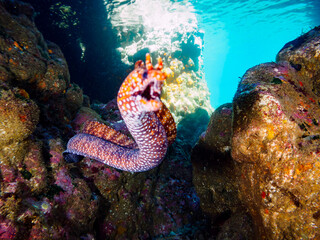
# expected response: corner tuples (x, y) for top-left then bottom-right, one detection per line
(64, 54), (171, 172)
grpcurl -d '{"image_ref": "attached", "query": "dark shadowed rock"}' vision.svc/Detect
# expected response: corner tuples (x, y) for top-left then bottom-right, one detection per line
(216, 211), (254, 240)
(202, 103), (233, 153)
(192, 104), (253, 238)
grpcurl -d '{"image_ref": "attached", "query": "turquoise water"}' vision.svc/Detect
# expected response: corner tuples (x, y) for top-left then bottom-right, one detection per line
(192, 0), (320, 107)
(105, 0), (320, 109)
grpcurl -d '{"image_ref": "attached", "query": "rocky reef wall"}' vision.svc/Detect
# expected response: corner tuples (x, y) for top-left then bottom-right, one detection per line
(193, 26), (320, 239)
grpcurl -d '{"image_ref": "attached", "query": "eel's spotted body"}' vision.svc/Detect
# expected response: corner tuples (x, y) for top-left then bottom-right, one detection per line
(64, 54), (176, 172)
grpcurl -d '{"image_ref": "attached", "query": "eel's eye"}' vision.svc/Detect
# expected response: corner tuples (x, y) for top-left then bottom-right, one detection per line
(142, 71), (148, 79)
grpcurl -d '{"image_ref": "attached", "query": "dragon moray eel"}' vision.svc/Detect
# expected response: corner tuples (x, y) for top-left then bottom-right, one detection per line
(64, 54), (177, 172)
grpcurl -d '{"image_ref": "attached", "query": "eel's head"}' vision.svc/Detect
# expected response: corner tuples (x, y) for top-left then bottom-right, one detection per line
(117, 53), (166, 115)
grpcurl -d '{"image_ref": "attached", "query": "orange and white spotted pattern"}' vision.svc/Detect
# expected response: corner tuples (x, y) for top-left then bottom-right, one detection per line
(64, 54), (176, 172)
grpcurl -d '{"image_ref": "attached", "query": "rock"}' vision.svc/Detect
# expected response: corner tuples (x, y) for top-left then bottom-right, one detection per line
(161, 57), (213, 124)
(0, 0), (47, 83)
(232, 27), (320, 239)
(35, 41), (69, 98)
(177, 107), (210, 148)
(22, 141), (47, 193)
(277, 26), (320, 92)
(0, 217), (16, 239)
(76, 100), (205, 239)
(216, 211), (254, 240)
(65, 83), (84, 114)
(0, 0), (79, 129)
(0, 88), (39, 146)
(0, 1), (95, 238)
(105, 0), (212, 124)
(71, 106), (102, 132)
(191, 104), (247, 237)
(202, 103), (232, 153)
(192, 142), (243, 224)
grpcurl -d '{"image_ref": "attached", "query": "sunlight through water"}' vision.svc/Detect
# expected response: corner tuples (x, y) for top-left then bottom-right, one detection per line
(105, 0), (320, 108)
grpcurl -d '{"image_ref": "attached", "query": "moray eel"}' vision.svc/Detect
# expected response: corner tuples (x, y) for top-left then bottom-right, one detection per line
(64, 54), (176, 172)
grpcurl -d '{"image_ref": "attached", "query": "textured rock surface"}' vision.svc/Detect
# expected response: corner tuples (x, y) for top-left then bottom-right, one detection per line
(0, 88), (39, 146)
(65, 83), (83, 114)
(215, 211), (254, 240)
(0, 1), (69, 95)
(192, 104), (239, 217)
(72, 101), (206, 239)
(4, 0), (320, 239)
(77, 142), (203, 239)
(232, 27), (320, 239)
(0, 1), (96, 239)
(202, 103), (233, 153)
(192, 104), (254, 239)
(192, 26), (320, 240)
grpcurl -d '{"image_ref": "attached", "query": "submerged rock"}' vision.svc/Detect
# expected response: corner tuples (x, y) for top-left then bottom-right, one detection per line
(0, 1), (95, 238)
(232, 27), (320, 239)
(0, 88), (39, 146)
(3, 0), (319, 238)
(192, 26), (320, 239)
(65, 83), (83, 114)
(216, 211), (254, 240)
(192, 103), (254, 239)
(201, 103), (233, 153)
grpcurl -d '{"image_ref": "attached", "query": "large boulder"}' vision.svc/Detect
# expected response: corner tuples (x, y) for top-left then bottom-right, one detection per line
(192, 26), (320, 240)
(232, 27), (320, 239)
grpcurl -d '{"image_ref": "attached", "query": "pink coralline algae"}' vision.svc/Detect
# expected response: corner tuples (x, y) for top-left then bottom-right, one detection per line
(102, 167), (121, 180)
(71, 107), (103, 133)
(0, 217), (16, 239)
(54, 168), (74, 194)
(22, 141), (47, 193)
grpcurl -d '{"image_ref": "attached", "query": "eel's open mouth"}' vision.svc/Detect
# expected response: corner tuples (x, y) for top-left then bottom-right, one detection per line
(134, 80), (162, 103)
(132, 79), (163, 111)
(141, 81), (161, 101)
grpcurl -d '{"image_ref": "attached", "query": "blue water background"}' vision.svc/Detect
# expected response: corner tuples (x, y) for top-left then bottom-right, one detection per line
(191, 0), (320, 108)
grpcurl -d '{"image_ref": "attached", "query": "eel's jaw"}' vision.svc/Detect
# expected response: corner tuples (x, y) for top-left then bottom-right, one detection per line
(134, 78), (163, 112)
